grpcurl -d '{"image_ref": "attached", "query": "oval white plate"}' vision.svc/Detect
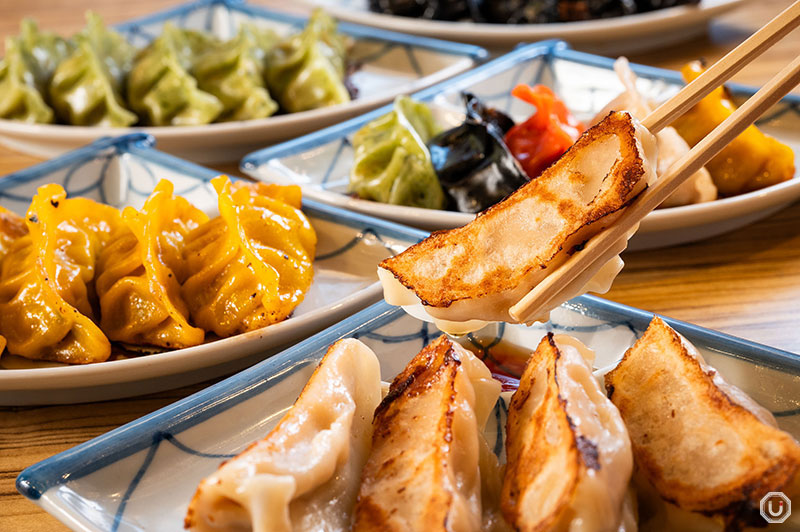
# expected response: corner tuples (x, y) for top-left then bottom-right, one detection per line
(242, 41), (800, 251)
(0, 134), (427, 405)
(0, 0), (485, 163)
(16, 296), (800, 531)
(305, 0), (750, 53)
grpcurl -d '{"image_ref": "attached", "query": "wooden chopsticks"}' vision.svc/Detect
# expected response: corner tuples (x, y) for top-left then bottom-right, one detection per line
(508, 1), (800, 323)
(643, 0), (800, 133)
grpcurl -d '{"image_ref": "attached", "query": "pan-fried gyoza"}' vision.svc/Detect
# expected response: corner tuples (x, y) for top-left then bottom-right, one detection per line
(502, 333), (635, 532)
(605, 317), (800, 531)
(353, 335), (501, 532)
(378, 111), (657, 334)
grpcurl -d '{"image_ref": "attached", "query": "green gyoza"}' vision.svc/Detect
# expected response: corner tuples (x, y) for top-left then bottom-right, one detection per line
(49, 12), (137, 127)
(0, 19), (72, 123)
(192, 24), (279, 122)
(127, 24), (223, 126)
(349, 96), (445, 210)
(265, 9), (351, 113)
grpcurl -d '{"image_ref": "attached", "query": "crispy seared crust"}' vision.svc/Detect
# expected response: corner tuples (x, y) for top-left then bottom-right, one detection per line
(605, 317), (800, 522)
(379, 111), (646, 308)
(502, 333), (589, 531)
(353, 336), (464, 532)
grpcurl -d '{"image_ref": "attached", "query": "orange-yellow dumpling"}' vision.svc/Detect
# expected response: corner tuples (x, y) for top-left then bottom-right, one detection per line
(182, 176), (316, 337)
(96, 180), (207, 349)
(0, 185), (121, 364)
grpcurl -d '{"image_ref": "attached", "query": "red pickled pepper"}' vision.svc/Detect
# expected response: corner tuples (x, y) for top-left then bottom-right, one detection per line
(504, 84), (585, 179)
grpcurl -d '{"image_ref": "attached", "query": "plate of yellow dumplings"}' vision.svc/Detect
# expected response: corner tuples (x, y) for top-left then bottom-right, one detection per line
(0, 134), (425, 405)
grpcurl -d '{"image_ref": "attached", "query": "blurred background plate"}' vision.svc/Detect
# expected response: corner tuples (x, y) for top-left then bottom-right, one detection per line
(305, 0), (750, 53)
(16, 296), (800, 531)
(0, 0), (486, 163)
(0, 134), (427, 405)
(242, 41), (800, 250)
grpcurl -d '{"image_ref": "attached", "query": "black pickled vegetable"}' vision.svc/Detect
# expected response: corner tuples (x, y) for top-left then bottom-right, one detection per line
(478, 0), (559, 23)
(369, 0), (699, 22)
(428, 93), (528, 213)
(368, 0), (472, 19)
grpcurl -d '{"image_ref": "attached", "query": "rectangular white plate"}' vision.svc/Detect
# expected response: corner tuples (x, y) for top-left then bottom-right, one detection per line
(242, 40), (800, 250)
(16, 296), (800, 531)
(0, 0), (486, 163)
(0, 133), (428, 405)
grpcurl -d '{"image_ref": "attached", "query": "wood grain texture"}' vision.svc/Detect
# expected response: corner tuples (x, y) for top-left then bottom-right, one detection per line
(1, 0), (800, 530)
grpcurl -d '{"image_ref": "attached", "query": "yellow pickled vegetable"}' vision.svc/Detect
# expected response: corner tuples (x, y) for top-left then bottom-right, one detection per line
(672, 61), (795, 197)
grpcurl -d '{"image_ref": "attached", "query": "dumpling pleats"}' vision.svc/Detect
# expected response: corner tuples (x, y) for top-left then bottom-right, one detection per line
(501, 333), (633, 532)
(127, 23), (223, 126)
(185, 338), (382, 532)
(182, 176), (316, 337)
(265, 9), (351, 113)
(49, 12), (137, 127)
(349, 95), (445, 210)
(0, 184), (121, 363)
(353, 335), (501, 532)
(96, 180), (207, 348)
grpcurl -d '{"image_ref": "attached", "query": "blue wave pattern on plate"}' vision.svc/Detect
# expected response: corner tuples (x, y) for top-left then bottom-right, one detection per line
(0, 133), (433, 408)
(16, 295), (800, 531)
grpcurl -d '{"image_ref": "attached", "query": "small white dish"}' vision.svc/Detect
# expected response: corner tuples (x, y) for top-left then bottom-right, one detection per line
(0, 134), (427, 405)
(242, 41), (800, 250)
(304, 0), (750, 53)
(0, 0), (485, 163)
(16, 296), (800, 531)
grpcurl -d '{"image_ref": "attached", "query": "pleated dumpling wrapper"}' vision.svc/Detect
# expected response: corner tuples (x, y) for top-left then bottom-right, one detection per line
(0, 19), (72, 123)
(49, 12), (138, 127)
(0, 206), (29, 357)
(265, 9), (351, 113)
(605, 317), (800, 530)
(349, 95), (446, 210)
(95, 180), (208, 349)
(182, 176), (317, 337)
(352, 335), (501, 532)
(192, 24), (279, 122)
(0, 185), (122, 363)
(127, 23), (223, 126)
(0, 36), (55, 123)
(185, 338), (382, 532)
(378, 111), (658, 334)
(501, 333), (634, 532)
(594, 57), (716, 208)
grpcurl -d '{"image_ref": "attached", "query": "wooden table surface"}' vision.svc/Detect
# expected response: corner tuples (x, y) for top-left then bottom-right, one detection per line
(1, 0), (800, 529)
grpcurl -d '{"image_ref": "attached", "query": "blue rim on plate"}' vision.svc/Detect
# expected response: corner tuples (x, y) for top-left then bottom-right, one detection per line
(241, 39), (800, 170)
(17, 295), (800, 501)
(0, 133), (429, 244)
(0, 133), (433, 407)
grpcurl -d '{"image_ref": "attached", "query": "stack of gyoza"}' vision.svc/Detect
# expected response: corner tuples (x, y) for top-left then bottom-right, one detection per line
(186, 317), (800, 531)
(0, 176), (316, 365)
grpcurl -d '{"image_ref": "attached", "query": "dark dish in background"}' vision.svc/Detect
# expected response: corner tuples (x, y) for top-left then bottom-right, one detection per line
(368, 0), (701, 22)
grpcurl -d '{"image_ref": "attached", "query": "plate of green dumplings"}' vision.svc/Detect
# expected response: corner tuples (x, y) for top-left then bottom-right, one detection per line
(0, 0), (485, 163)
